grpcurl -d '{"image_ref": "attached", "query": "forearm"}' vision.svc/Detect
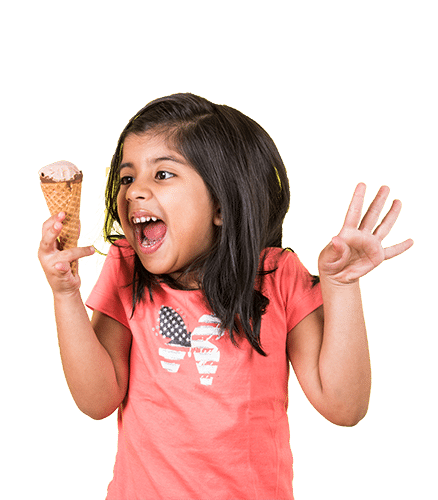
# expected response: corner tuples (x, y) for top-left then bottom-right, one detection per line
(53, 291), (124, 419)
(318, 277), (371, 425)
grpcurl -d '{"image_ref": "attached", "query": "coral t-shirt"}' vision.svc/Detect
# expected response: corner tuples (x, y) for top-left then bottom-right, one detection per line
(86, 241), (323, 500)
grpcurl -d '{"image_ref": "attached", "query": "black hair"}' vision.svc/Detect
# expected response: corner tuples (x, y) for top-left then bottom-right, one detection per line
(104, 93), (291, 356)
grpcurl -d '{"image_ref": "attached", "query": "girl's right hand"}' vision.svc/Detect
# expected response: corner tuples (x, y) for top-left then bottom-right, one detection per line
(38, 212), (95, 295)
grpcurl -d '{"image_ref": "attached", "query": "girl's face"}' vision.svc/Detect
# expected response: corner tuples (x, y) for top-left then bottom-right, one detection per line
(117, 132), (222, 284)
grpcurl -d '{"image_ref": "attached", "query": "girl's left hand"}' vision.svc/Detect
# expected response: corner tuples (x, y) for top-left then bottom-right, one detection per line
(318, 183), (414, 285)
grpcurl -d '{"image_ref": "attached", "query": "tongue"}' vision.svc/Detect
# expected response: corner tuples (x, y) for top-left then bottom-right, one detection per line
(143, 220), (167, 241)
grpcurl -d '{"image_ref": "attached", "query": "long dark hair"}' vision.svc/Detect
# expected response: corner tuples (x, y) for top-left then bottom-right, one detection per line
(104, 93), (290, 356)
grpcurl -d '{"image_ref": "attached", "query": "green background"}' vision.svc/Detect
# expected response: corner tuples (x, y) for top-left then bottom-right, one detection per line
(0, 0), (437, 500)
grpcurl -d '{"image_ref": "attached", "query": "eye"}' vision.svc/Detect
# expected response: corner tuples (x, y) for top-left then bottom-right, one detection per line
(120, 175), (134, 185)
(156, 171), (174, 180)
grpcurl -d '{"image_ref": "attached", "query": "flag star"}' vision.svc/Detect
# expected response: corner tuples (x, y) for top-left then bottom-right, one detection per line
(159, 305), (191, 348)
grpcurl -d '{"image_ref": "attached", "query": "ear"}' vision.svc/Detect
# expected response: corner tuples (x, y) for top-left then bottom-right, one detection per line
(213, 205), (223, 226)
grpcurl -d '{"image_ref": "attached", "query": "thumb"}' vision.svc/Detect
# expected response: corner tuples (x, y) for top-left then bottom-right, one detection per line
(330, 235), (348, 258)
(319, 235), (351, 274)
(321, 236), (347, 264)
(54, 260), (73, 274)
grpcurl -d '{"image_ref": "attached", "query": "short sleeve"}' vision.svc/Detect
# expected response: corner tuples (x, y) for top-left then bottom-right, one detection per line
(85, 242), (133, 329)
(277, 249), (323, 332)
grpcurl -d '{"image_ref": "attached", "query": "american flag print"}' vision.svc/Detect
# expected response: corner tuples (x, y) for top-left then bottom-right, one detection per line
(157, 305), (224, 386)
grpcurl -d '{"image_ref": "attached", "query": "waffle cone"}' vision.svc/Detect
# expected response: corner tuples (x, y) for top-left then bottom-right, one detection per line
(41, 179), (82, 274)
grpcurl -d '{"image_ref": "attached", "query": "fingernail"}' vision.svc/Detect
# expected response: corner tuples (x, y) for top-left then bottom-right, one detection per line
(54, 222), (62, 230)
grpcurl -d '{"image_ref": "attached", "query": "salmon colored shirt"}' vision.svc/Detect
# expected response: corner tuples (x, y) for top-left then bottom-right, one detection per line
(86, 241), (323, 500)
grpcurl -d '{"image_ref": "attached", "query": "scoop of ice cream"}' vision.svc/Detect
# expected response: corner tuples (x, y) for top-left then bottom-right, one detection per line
(39, 161), (82, 183)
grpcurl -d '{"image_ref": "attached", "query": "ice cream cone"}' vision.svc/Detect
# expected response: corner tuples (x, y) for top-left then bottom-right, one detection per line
(39, 161), (83, 274)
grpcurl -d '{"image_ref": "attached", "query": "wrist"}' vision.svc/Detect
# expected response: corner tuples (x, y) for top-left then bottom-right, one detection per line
(318, 271), (360, 290)
(53, 287), (83, 305)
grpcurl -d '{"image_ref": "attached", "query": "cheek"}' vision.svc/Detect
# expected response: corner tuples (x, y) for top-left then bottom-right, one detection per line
(116, 191), (128, 223)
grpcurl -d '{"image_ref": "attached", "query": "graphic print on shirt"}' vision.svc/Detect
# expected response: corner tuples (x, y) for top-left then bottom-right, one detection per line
(156, 305), (224, 386)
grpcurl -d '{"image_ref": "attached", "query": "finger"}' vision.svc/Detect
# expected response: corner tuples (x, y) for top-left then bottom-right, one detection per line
(41, 212), (65, 233)
(358, 185), (390, 232)
(39, 212), (66, 251)
(41, 211), (65, 235)
(384, 238), (414, 260)
(342, 183), (366, 229)
(63, 245), (96, 262)
(53, 245), (95, 275)
(373, 199), (402, 240)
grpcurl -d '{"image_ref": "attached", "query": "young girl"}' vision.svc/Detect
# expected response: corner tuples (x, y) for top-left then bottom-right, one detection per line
(38, 93), (413, 500)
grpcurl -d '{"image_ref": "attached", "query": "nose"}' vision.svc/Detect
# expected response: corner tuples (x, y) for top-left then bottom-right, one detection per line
(126, 178), (154, 202)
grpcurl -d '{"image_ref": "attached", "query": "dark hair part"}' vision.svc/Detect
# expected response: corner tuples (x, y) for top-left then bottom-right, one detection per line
(104, 93), (291, 356)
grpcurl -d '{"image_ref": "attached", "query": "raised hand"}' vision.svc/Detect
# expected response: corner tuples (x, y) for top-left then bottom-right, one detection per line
(38, 211), (95, 295)
(318, 183), (413, 285)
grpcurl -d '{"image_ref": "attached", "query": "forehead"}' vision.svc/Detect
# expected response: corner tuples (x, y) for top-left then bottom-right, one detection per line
(117, 131), (197, 173)
(122, 132), (184, 161)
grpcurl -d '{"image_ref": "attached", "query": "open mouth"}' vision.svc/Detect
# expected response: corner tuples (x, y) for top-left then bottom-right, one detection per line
(132, 216), (167, 253)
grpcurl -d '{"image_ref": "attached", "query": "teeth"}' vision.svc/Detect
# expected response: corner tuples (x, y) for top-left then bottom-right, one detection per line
(141, 235), (164, 248)
(133, 216), (159, 224)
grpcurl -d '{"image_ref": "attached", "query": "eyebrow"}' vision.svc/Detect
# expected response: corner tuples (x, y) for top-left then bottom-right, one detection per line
(119, 156), (186, 171)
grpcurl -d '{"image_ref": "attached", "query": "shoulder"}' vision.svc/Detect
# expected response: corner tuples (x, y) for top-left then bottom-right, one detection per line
(259, 247), (320, 297)
(259, 246), (283, 268)
(261, 247), (323, 332)
(86, 239), (134, 327)
(105, 239), (135, 271)
(260, 247), (304, 275)
(93, 239), (135, 290)
(107, 238), (135, 260)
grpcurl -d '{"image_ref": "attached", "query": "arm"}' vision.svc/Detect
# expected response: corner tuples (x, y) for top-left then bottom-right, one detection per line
(55, 295), (131, 420)
(287, 184), (413, 426)
(288, 292), (370, 427)
(39, 212), (132, 420)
